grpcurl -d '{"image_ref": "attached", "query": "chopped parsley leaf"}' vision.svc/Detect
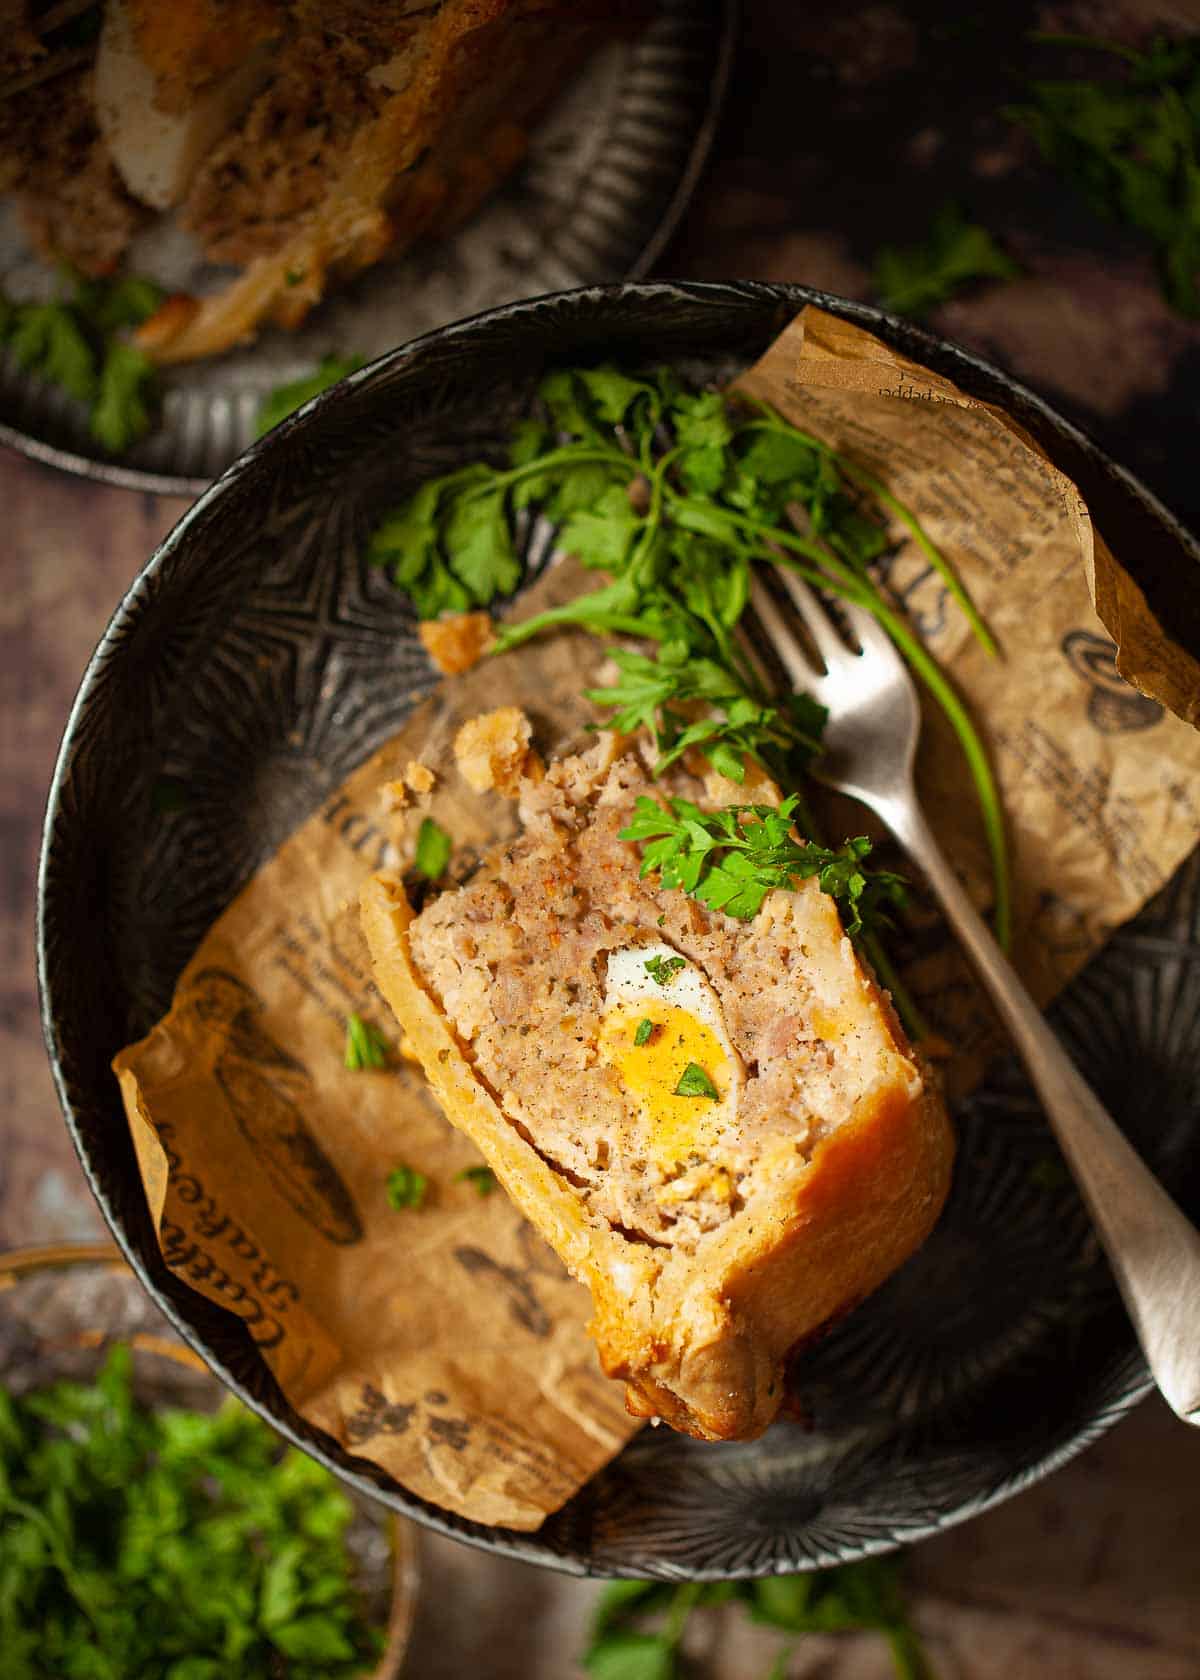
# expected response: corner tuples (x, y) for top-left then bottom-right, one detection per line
(644, 954), (686, 986)
(385, 1164), (428, 1210)
(344, 1013), (390, 1071)
(634, 1018), (656, 1047)
(414, 816), (452, 880)
(674, 1062), (719, 1100)
(455, 1165), (497, 1196)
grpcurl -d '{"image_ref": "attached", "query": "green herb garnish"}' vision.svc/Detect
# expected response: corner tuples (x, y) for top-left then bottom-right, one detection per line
(0, 272), (163, 452)
(385, 1164), (428, 1210)
(644, 954), (686, 986)
(91, 342), (157, 454)
(584, 1555), (930, 1680)
(621, 795), (905, 937)
(255, 355), (364, 436)
(634, 1018), (656, 1047)
(366, 363), (1010, 949)
(1009, 34), (1200, 315)
(344, 1013), (390, 1071)
(674, 1062), (719, 1100)
(0, 1345), (382, 1678)
(873, 201), (1020, 317)
(413, 816), (452, 880)
(455, 1165), (497, 1196)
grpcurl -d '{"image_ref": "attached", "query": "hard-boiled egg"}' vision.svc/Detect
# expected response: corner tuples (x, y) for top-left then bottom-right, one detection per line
(598, 942), (742, 1170)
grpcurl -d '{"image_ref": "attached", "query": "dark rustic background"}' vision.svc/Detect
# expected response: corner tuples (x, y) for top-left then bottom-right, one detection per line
(4, 1), (1200, 1673)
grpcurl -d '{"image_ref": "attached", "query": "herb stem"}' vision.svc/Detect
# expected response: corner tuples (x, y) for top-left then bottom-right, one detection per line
(0, 1488), (105, 1633)
(863, 595), (1012, 949)
(717, 495), (1011, 950)
(495, 600), (662, 651)
(887, 1622), (937, 1680)
(834, 454), (998, 657)
(672, 494), (834, 572)
(735, 413), (997, 657)
(664, 1582), (704, 1647)
(466, 447), (634, 500)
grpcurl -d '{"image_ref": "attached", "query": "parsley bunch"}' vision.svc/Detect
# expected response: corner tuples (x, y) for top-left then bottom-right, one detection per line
(0, 274), (163, 453)
(1010, 34), (1200, 315)
(0, 1346), (382, 1679)
(583, 1556), (932, 1680)
(367, 363), (1009, 949)
(621, 794), (905, 935)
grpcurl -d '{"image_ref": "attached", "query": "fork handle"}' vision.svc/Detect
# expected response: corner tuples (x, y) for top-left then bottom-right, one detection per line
(883, 799), (1200, 1425)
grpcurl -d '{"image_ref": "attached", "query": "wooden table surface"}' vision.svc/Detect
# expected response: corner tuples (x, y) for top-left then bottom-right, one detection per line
(4, 1), (1200, 1674)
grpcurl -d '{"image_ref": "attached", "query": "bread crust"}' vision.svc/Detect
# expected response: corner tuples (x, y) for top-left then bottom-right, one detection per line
(360, 870), (954, 1441)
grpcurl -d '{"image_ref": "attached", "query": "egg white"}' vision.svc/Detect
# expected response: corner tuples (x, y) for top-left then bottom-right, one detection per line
(599, 944), (742, 1167)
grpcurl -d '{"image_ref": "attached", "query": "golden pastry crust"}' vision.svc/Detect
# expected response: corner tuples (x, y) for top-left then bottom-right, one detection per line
(418, 611), (494, 677)
(359, 738), (955, 1441)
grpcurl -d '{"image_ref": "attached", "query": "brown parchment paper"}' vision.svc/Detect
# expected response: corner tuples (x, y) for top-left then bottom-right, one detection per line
(114, 572), (641, 1532)
(114, 305), (1200, 1530)
(735, 307), (1200, 1099)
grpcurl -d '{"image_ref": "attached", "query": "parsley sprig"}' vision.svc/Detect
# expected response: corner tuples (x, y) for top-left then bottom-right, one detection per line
(874, 202), (1020, 317)
(344, 1013), (390, 1071)
(255, 355), (364, 437)
(583, 1556), (932, 1680)
(1010, 34), (1200, 316)
(621, 794), (906, 936)
(385, 1164), (428, 1210)
(0, 273), (163, 453)
(0, 1346), (383, 1678)
(413, 816), (452, 880)
(367, 363), (1010, 948)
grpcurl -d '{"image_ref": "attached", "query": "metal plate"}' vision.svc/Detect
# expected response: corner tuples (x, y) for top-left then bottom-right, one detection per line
(38, 281), (1200, 1578)
(0, 0), (733, 494)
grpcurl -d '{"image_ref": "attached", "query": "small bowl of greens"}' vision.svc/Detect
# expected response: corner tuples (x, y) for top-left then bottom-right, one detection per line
(0, 1244), (419, 1679)
(37, 281), (1200, 1579)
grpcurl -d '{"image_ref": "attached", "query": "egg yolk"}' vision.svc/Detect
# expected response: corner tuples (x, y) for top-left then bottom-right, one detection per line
(598, 1002), (732, 1168)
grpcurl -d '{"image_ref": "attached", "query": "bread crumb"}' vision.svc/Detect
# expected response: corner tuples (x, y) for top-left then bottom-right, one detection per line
(405, 760), (435, 796)
(419, 612), (494, 676)
(379, 779), (409, 813)
(454, 707), (535, 797)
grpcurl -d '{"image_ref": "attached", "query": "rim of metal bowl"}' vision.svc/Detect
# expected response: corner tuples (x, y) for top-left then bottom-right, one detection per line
(36, 279), (1199, 1577)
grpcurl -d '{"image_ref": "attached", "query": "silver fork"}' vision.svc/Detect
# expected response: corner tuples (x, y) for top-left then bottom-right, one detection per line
(748, 569), (1200, 1425)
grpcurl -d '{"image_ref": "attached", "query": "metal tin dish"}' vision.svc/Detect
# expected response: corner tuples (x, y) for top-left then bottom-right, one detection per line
(38, 280), (1200, 1578)
(0, 0), (734, 495)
